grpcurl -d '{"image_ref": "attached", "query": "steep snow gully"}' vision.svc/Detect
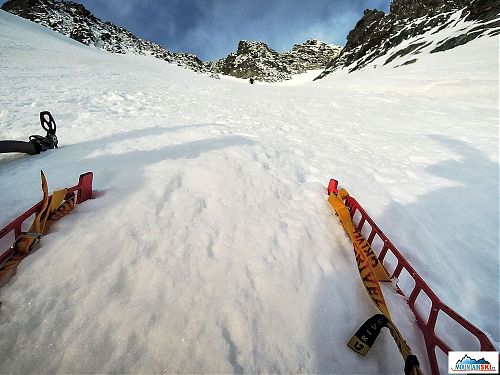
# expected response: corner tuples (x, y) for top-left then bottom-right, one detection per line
(0, 9), (498, 374)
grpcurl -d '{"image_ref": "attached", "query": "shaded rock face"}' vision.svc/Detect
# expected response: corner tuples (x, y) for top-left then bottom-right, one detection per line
(213, 39), (341, 82)
(1, 0), (211, 74)
(465, 0), (500, 22)
(317, 0), (500, 79)
(390, 0), (468, 19)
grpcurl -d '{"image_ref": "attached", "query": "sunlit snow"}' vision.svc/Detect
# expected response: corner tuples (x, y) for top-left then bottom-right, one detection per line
(0, 9), (498, 374)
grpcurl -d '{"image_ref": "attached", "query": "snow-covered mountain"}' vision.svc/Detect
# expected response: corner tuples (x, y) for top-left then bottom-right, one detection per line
(0, 0), (340, 82)
(317, 0), (500, 78)
(2, 0), (499, 82)
(213, 39), (341, 82)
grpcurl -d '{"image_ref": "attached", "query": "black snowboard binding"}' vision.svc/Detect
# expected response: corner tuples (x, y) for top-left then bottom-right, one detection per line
(29, 111), (58, 153)
(0, 111), (58, 155)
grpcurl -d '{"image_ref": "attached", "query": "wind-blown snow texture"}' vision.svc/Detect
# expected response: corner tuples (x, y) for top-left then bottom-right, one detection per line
(0, 9), (498, 374)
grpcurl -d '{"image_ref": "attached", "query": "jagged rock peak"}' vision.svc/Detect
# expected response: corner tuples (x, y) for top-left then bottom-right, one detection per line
(213, 40), (290, 82)
(214, 39), (341, 82)
(344, 9), (387, 50)
(236, 40), (279, 56)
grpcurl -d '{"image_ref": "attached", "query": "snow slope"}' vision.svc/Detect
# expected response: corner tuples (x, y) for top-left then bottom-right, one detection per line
(0, 10), (498, 374)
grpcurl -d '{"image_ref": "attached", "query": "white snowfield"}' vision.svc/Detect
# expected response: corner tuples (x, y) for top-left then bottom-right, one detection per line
(0, 9), (498, 374)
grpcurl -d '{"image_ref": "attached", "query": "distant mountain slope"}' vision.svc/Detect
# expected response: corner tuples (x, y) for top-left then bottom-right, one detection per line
(0, 0), (341, 82)
(316, 0), (500, 79)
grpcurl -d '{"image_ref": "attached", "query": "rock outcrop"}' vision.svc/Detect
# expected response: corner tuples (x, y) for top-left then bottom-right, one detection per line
(213, 41), (292, 82)
(282, 39), (342, 73)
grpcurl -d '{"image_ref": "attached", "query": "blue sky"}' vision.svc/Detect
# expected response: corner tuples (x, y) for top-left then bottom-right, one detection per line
(76, 0), (391, 61)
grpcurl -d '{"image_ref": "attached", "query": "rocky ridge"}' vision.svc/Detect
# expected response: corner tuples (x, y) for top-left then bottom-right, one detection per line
(317, 0), (500, 79)
(1, 0), (214, 75)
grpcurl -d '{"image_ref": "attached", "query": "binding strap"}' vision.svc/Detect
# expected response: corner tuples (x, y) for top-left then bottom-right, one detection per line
(0, 172), (76, 286)
(328, 187), (423, 375)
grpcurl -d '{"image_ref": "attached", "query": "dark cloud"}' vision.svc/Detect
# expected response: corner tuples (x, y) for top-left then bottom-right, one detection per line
(77, 0), (391, 60)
